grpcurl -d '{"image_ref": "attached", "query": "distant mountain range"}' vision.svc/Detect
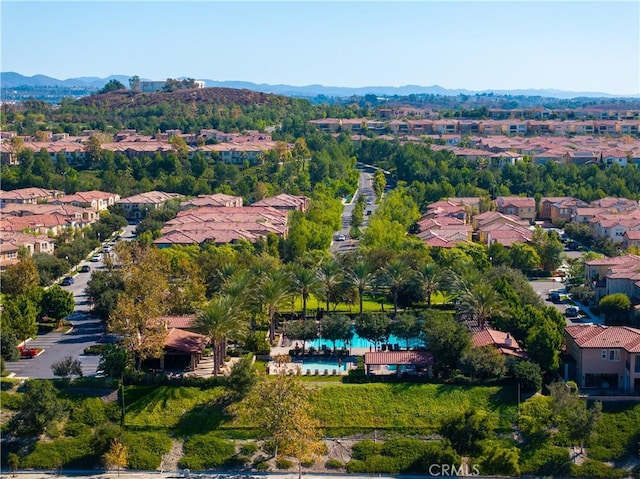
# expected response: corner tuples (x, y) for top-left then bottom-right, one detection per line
(1, 72), (636, 99)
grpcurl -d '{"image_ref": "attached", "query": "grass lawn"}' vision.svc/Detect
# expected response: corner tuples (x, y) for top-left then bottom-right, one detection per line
(122, 382), (517, 439)
(589, 401), (640, 461)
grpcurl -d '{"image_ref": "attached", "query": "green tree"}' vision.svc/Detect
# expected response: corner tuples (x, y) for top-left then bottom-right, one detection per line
(194, 295), (247, 378)
(290, 263), (321, 320)
(1, 254), (40, 296)
(345, 259), (374, 315)
(128, 75), (140, 92)
(389, 312), (421, 349)
(226, 353), (258, 399)
(51, 356), (83, 380)
(478, 442), (520, 476)
(98, 344), (132, 378)
(511, 360), (542, 393)
(320, 314), (353, 352)
(457, 283), (507, 329)
(284, 320), (318, 354)
(414, 263), (442, 308)
(41, 284), (75, 320)
(440, 409), (494, 455)
(1, 295), (38, 342)
(355, 313), (390, 350)
(459, 345), (506, 380)
(255, 269), (294, 343)
(532, 228), (564, 272)
(378, 259), (412, 315)
(509, 242), (541, 271)
(15, 380), (66, 435)
(7, 452), (19, 477)
(598, 293), (631, 325)
(1, 331), (20, 362)
(422, 309), (470, 375)
(526, 317), (563, 371)
(373, 169), (386, 200)
(518, 394), (554, 441)
(99, 79), (126, 94)
(317, 258), (342, 313)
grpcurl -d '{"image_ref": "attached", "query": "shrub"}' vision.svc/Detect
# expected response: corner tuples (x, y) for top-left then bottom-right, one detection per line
(418, 441), (461, 472)
(325, 458), (344, 470)
(71, 397), (108, 426)
(520, 444), (571, 476)
(253, 460), (269, 470)
(123, 431), (172, 470)
(346, 459), (368, 473)
(276, 458), (293, 469)
(179, 433), (235, 470)
(301, 458), (315, 467)
(64, 421), (91, 437)
(570, 459), (626, 478)
(477, 441), (520, 476)
(381, 438), (428, 471)
(239, 442), (258, 456)
(511, 360), (542, 393)
(351, 439), (383, 460)
(0, 391), (22, 410)
(22, 436), (95, 468)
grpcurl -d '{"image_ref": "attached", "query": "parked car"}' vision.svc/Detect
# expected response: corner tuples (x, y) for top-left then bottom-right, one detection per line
(61, 276), (74, 286)
(548, 291), (562, 303)
(366, 199), (373, 205)
(565, 306), (580, 317)
(19, 347), (38, 359)
(79, 265), (91, 273)
(90, 254), (102, 262)
(336, 234), (347, 241)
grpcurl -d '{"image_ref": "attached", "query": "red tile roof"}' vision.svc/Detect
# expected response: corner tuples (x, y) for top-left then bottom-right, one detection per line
(164, 328), (209, 354)
(565, 325), (640, 353)
(364, 351), (434, 366)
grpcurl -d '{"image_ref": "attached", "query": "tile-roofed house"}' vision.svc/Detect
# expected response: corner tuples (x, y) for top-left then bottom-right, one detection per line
(485, 223), (534, 247)
(181, 194), (243, 209)
(252, 193), (310, 213)
(585, 254), (640, 301)
(622, 230), (640, 250)
(472, 328), (526, 358)
(564, 324), (640, 393)
(495, 196), (536, 223)
(49, 190), (120, 211)
(539, 197), (589, 222)
(0, 213), (81, 236)
(117, 191), (183, 221)
(0, 231), (57, 271)
(161, 315), (196, 330)
(590, 197), (639, 212)
(0, 203), (99, 223)
(1, 187), (64, 205)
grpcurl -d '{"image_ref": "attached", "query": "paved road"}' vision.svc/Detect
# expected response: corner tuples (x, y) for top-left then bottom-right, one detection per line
(4, 225), (137, 379)
(331, 169), (380, 255)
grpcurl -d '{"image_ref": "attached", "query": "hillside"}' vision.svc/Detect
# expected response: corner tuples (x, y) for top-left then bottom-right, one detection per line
(76, 87), (288, 109)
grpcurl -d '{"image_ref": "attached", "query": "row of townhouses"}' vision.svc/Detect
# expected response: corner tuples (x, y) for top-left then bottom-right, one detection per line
(375, 107), (640, 121)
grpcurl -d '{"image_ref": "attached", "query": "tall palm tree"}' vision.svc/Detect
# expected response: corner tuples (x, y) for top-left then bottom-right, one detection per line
(317, 259), (342, 314)
(414, 263), (442, 308)
(194, 295), (246, 377)
(346, 260), (374, 315)
(290, 263), (321, 320)
(379, 260), (412, 315)
(255, 269), (294, 343)
(457, 283), (507, 329)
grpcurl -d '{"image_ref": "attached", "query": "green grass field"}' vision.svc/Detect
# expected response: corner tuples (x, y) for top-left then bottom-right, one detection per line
(122, 382), (518, 438)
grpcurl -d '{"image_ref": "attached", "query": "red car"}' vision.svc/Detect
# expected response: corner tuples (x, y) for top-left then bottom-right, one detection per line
(19, 347), (38, 359)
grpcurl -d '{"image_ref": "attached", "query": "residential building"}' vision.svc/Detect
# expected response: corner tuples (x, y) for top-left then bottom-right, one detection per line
(252, 193), (310, 213)
(1, 187), (64, 205)
(50, 190), (120, 211)
(564, 325), (640, 393)
(472, 328), (526, 358)
(495, 196), (536, 223)
(117, 191), (183, 221)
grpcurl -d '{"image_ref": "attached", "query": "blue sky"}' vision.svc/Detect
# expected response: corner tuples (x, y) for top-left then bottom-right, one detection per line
(2, 1), (639, 95)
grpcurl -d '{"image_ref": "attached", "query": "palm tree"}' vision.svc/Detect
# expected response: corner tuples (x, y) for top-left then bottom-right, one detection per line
(290, 263), (321, 320)
(457, 283), (507, 329)
(379, 260), (412, 315)
(255, 269), (294, 343)
(317, 259), (342, 314)
(414, 263), (442, 308)
(194, 295), (246, 378)
(346, 260), (374, 315)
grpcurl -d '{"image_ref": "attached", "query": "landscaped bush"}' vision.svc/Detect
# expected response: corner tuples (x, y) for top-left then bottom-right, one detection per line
(570, 459), (626, 478)
(0, 391), (22, 410)
(325, 458), (344, 469)
(64, 421), (91, 437)
(239, 442), (258, 456)
(381, 438), (429, 471)
(519, 443), (571, 476)
(179, 433), (235, 470)
(71, 397), (108, 426)
(301, 458), (315, 467)
(476, 441), (520, 476)
(345, 459), (368, 473)
(253, 460), (269, 470)
(123, 431), (172, 470)
(351, 439), (383, 460)
(276, 457), (293, 469)
(22, 435), (95, 468)
(417, 441), (461, 471)
(589, 402), (640, 461)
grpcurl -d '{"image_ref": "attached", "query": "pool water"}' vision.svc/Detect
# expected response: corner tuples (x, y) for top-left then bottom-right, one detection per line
(308, 331), (423, 350)
(292, 359), (351, 374)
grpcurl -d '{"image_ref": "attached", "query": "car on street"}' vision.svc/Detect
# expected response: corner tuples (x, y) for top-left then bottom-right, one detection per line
(19, 347), (39, 359)
(336, 234), (347, 241)
(366, 199), (373, 205)
(565, 306), (580, 317)
(79, 265), (91, 273)
(61, 276), (75, 286)
(90, 254), (102, 262)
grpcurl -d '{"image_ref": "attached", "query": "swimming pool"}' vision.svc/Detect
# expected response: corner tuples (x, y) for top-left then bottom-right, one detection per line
(308, 331), (423, 350)
(292, 358), (352, 375)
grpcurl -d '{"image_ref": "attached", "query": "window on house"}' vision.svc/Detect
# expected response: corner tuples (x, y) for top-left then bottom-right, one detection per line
(601, 350), (607, 360)
(635, 355), (640, 373)
(609, 350), (620, 361)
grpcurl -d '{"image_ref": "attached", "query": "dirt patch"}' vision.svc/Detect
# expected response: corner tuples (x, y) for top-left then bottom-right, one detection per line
(159, 439), (184, 472)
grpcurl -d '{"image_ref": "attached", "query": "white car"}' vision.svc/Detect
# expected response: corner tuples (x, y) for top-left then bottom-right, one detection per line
(90, 254), (102, 262)
(336, 234), (347, 241)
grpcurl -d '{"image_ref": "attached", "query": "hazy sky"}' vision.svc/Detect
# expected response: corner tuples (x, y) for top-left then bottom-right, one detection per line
(2, 1), (639, 95)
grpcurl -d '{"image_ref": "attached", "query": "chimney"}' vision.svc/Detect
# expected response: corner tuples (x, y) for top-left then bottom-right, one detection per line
(504, 333), (513, 348)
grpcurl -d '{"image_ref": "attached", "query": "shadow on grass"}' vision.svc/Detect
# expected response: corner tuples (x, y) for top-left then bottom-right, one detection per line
(174, 399), (231, 436)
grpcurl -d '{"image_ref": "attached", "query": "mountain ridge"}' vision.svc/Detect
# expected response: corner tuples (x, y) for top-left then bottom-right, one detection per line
(1, 72), (637, 99)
